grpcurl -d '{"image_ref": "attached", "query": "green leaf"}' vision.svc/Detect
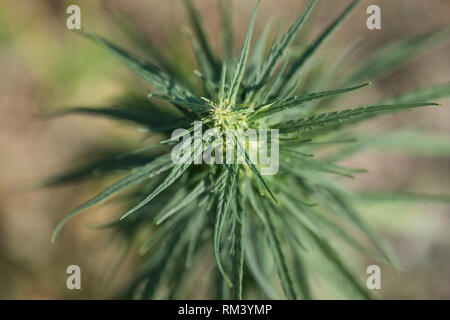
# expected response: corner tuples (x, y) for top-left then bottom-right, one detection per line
(184, 0), (220, 77)
(149, 92), (208, 113)
(246, 19), (273, 79)
(263, 204), (298, 300)
(250, 82), (370, 120)
(348, 27), (450, 83)
(291, 248), (311, 299)
(183, 27), (215, 81)
(280, 157), (355, 179)
(358, 192), (450, 204)
(214, 166), (238, 287)
(278, 0), (362, 94)
(139, 227), (185, 299)
(305, 226), (371, 299)
(228, 0), (260, 104)
(79, 30), (196, 100)
(48, 106), (187, 131)
(325, 129), (450, 162)
(235, 137), (278, 203)
(244, 223), (279, 299)
(218, 64), (227, 104)
(250, 0), (317, 92)
(51, 153), (173, 242)
(281, 191), (387, 263)
(120, 138), (206, 220)
(278, 102), (439, 134)
(155, 180), (206, 225)
(120, 163), (190, 220)
(42, 151), (155, 187)
(105, 5), (178, 78)
(320, 187), (399, 267)
(252, 54), (290, 106)
(379, 82), (450, 104)
(302, 40), (364, 113)
(220, 0), (233, 62)
(185, 200), (208, 268)
(232, 184), (245, 300)
(138, 195), (189, 254)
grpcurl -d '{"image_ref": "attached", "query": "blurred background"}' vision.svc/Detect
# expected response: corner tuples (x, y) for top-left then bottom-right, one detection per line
(0, 0), (449, 299)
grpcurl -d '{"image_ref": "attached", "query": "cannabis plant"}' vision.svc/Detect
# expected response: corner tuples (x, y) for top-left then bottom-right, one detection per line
(48, 0), (450, 299)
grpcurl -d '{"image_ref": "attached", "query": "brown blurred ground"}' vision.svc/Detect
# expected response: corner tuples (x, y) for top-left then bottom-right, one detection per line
(0, 0), (449, 299)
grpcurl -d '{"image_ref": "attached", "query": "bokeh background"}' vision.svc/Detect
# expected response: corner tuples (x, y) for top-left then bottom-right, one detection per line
(0, 0), (449, 299)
